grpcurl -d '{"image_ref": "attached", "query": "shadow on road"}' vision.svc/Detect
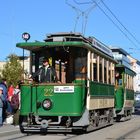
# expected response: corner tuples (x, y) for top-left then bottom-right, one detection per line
(134, 108), (140, 115)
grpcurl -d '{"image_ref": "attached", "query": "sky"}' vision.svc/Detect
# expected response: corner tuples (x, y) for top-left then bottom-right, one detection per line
(0, 0), (140, 61)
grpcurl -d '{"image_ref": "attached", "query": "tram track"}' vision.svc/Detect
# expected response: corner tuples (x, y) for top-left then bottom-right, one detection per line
(1, 133), (30, 140)
(116, 126), (140, 140)
(1, 112), (140, 140)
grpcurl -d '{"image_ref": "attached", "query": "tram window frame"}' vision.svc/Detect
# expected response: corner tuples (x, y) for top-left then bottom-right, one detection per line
(99, 56), (103, 82)
(112, 63), (115, 85)
(74, 48), (87, 81)
(91, 53), (115, 85)
(31, 52), (35, 74)
(97, 55), (100, 82)
(110, 62), (115, 85)
(30, 48), (69, 83)
(129, 76), (132, 89)
(31, 50), (52, 70)
(90, 53), (94, 81)
(106, 60), (109, 84)
(132, 76), (134, 89)
(93, 53), (97, 81)
(127, 75), (133, 89)
(126, 74), (128, 88)
(128, 75), (130, 89)
(104, 59), (107, 83)
(130, 76), (133, 89)
(115, 71), (123, 86)
(102, 58), (105, 83)
(108, 62), (111, 84)
(108, 62), (114, 85)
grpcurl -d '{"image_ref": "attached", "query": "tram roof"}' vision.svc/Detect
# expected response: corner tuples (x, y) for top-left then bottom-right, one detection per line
(16, 41), (89, 50)
(116, 64), (136, 76)
(16, 41), (116, 62)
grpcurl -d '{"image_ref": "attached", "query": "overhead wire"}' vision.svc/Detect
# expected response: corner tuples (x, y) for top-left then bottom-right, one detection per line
(73, 0), (93, 4)
(66, 0), (139, 50)
(72, 0), (139, 49)
(92, 0), (138, 48)
(100, 0), (140, 47)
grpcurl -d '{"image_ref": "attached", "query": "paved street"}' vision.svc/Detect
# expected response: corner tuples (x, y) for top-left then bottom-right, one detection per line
(0, 125), (20, 137)
(1, 112), (140, 140)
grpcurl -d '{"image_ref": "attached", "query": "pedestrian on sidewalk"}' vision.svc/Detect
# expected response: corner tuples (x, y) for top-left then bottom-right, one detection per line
(6, 83), (14, 115)
(0, 87), (4, 126)
(11, 83), (21, 126)
(0, 78), (8, 122)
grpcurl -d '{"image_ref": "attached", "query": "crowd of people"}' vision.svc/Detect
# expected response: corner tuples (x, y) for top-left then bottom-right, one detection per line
(0, 78), (21, 127)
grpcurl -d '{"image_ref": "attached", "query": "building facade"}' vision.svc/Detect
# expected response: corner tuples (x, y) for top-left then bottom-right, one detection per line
(111, 47), (140, 95)
(128, 55), (140, 94)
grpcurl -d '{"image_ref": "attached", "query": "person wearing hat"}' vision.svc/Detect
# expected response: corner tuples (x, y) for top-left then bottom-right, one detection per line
(0, 87), (4, 126)
(31, 57), (58, 83)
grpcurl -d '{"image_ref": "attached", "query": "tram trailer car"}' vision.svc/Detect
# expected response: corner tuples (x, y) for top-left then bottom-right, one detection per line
(115, 64), (135, 121)
(16, 32), (135, 133)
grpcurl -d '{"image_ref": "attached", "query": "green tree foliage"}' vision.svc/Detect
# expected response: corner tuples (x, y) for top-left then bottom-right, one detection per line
(2, 54), (23, 86)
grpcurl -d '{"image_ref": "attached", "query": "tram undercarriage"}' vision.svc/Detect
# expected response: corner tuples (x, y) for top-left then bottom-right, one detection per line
(19, 107), (114, 133)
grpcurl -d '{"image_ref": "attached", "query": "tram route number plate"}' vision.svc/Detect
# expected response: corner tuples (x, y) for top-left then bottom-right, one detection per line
(54, 86), (74, 93)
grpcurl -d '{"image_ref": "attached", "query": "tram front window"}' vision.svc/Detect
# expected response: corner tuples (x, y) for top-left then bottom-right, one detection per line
(31, 47), (87, 83)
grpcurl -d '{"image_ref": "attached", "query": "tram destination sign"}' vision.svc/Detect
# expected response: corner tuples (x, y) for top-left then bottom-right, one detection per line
(54, 86), (74, 93)
(90, 37), (113, 57)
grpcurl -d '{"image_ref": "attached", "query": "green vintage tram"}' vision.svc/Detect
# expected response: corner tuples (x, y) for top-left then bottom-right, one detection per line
(16, 32), (134, 133)
(115, 64), (135, 121)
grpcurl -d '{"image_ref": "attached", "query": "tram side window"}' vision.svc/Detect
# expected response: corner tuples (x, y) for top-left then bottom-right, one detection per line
(126, 74), (128, 88)
(127, 75), (132, 89)
(93, 54), (97, 81)
(108, 62), (111, 84)
(74, 49), (87, 80)
(131, 76), (134, 89)
(130, 75), (133, 89)
(99, 57), (102, 82)
(31, 52), (35, 73)
(55, 60), (66, 83)
(111, 63), (115, 85)
(128, 75), (130, 89)
(104, 59), (107, 83)
(131, 76), (133, 89)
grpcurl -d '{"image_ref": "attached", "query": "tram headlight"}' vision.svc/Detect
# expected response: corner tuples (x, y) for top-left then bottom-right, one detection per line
(42, 99), (52, 110)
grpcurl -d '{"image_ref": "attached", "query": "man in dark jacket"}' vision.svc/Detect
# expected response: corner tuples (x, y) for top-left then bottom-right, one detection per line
(32, 57), (58, 83)
(0, 79), (7, 122)
(0, 79), (7, 103)
(0, 87), (4, 126)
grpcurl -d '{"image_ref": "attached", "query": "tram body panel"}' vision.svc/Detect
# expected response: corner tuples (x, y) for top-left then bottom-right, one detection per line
(20, 84), (86, 116)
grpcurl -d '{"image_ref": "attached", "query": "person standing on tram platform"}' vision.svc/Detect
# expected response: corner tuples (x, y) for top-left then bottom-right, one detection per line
(31, 57), (58, 83)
